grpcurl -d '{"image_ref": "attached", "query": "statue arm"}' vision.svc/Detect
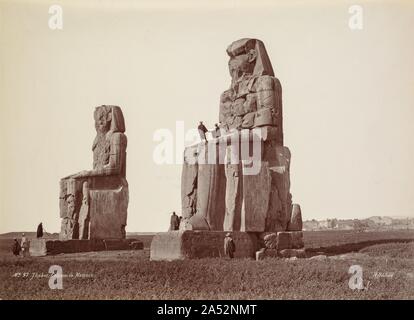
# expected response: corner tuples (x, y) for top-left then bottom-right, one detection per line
(103, 133), (126, 175)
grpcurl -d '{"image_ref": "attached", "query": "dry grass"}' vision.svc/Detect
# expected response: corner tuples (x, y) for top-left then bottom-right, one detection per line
(0, 242), (413, 300)
(360, 242), (414, 259)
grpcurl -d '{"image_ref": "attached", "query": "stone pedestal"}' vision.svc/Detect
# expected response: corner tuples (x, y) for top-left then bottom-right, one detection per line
(29, 238), (143, 257)
(150, 231), (258, 261)
(262, 231), (304, 250)
(150, 230), (304, 261)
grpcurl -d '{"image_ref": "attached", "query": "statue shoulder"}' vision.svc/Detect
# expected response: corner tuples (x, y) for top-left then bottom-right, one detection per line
(110, 132), (127, 146)
(255, 75), (281, 91)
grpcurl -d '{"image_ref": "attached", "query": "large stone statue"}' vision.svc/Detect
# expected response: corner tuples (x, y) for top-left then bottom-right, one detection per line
(181, 38), (296, 233)
(59, 105), (128, 240)
(151, 39), (304, 261)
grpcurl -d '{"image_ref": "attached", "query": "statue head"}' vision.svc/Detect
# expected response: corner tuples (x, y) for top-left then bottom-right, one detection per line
(226, 38), (274, 84)
(94, 106), (112, 134)
(94, 105), (125, 134)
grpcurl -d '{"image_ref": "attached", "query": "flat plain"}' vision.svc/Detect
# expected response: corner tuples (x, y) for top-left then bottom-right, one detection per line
(0, 230), (413, 299)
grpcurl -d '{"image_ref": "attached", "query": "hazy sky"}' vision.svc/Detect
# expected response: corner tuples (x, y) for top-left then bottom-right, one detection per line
(1, 0), (413, 233)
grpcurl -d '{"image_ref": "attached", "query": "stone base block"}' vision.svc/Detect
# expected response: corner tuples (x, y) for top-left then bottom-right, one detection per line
(130, 241), (144, 250)
(256, 248), (306, 259)
(150, 231), (258, 261)
(29, 238), (143, 256)
(264, 248), (278, 258)
(28, 239), (44, 257)
(278, 248), (306, 258)
(262, 233), (278, 249)
(276, 231), (304, 250)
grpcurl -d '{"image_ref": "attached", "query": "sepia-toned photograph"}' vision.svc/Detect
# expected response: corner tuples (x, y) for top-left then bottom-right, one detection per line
(0, 0), (413, 306)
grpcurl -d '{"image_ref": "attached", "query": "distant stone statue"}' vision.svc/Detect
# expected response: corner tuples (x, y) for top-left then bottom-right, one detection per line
(59, 105), (129, 240)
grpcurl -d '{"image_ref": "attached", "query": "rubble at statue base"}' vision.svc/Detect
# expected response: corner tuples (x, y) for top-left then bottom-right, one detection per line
(150, 38), (304, 261)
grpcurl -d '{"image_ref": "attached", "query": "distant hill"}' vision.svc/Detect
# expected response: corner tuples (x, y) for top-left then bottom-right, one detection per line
(303, 216), (414, 231)
(366, 216), (393, 225)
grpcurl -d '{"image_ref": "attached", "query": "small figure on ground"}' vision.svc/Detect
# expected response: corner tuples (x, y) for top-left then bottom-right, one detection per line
(169, 212), (180, 231)
(20, 233), (29, 257)
(36, 222), (44, 238)
(12, 238), (21, 256)
(212, 123), (221, 138)
(198, 121), (208, 142)
(224, 232), (236, 259)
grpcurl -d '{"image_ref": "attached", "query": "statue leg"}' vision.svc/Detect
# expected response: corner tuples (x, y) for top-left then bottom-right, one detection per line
(223, 163), (242, 231)
(59, 178), (81, 240)
(78, 181), (90, 240)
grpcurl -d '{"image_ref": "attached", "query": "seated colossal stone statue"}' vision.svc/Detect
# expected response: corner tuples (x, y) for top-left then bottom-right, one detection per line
(181, 38), (294, 233)
(59, 105), (128, 240)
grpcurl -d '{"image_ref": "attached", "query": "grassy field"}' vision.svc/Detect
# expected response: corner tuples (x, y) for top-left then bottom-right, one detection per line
(0, 230), (413, 300)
